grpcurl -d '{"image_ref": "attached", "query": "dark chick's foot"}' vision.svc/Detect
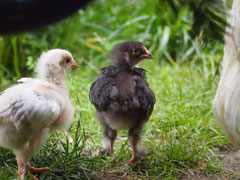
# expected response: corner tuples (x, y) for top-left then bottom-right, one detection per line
(127, 157), (137, 166)
(123, 150), (154, 168)
(120, 158), (138, 169)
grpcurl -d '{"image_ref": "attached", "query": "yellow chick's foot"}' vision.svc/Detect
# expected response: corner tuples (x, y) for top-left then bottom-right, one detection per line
(17, 159), (50, 180)
(27, 172), (38, 180)
(28, 165), (50, 173)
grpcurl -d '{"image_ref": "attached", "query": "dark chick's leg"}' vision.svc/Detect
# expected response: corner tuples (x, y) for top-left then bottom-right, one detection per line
(97, 112), (117, 156)
(127, 126), (142, 166)
(102, 124), (117, 157)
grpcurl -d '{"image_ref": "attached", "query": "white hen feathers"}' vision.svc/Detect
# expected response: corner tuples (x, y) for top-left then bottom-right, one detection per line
(213, 0), (240, 148)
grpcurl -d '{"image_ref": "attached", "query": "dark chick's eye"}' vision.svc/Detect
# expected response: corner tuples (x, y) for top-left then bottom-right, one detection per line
(66, 58), (71, 63)
(132, 48), (139, 54)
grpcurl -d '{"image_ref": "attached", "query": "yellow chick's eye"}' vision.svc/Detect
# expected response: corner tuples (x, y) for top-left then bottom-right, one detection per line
(66, 58), (71, 63)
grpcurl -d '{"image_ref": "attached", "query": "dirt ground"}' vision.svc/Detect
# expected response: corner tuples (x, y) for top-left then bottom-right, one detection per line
(181, 145), (240, 180)
(218, 146), (240, 171)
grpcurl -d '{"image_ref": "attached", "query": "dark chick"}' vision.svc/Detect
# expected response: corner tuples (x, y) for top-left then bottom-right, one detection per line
(89, 40), (156, 166)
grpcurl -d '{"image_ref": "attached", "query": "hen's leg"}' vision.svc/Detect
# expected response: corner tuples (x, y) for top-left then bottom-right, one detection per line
(127, 126), (142, 166)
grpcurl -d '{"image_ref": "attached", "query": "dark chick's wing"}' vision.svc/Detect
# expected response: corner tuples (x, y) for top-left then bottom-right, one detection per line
(133, 68), (156, 120)
(89, 66), (119, 112)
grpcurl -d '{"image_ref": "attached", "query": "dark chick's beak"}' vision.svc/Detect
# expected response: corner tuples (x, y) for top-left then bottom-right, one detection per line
(71, 60), (78, 69)
(141, 46), (153, 59)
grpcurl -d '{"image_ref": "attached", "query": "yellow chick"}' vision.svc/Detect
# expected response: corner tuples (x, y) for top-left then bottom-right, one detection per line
(0, 49), (78, 180)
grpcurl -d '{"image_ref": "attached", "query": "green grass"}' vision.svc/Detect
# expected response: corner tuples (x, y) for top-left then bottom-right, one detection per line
(0, 61), (237, 179)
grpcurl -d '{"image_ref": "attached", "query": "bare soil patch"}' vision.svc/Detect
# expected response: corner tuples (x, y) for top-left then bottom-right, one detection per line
(180, 145), (240, 180)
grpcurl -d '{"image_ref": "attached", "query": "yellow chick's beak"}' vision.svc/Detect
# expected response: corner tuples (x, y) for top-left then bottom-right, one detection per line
(71, 60), (78, 69)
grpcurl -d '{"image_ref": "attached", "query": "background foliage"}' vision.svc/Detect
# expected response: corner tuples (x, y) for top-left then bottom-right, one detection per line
(0, 0), (229, 89)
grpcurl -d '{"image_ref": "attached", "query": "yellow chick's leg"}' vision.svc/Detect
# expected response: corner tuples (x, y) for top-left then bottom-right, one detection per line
(17, 158), (27, 180)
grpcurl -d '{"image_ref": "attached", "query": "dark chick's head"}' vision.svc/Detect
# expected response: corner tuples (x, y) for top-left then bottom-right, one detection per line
(111, 40), (153, 68)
